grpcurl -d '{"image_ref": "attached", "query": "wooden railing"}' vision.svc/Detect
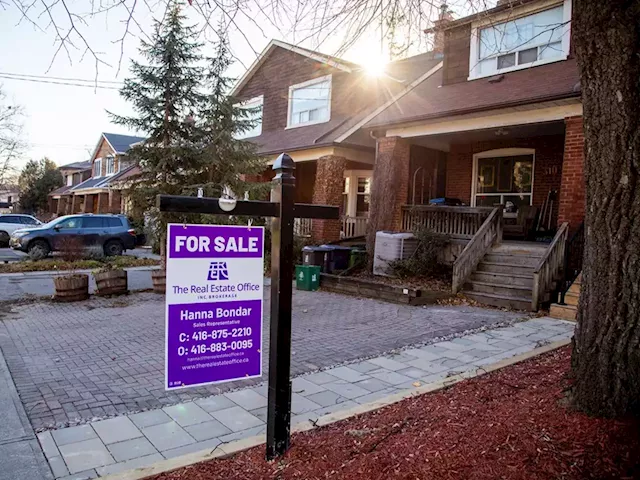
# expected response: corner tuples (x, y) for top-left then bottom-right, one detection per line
(342, 216), (368, 238)
(452, 207), (503, 293)
(532, 222), (569, 311)
(294, 217), (313, 238)
(402, 205), (493, 238)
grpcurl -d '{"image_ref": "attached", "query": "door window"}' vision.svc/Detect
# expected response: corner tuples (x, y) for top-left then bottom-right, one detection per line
(82, 217), (106, 228)
(475, 155), (533, 213)
(56, 217), (83, 229)
(0, 216), (20, 224)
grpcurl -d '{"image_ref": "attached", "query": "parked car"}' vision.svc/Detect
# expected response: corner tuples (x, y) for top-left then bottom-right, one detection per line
(0, 214), (42, 247)
(10, 214), (137, 259)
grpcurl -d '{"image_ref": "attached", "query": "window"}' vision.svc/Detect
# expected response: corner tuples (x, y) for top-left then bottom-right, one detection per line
(356, 177), (371, 216)
(56, 217), (82, 229)
(106, 217), (123, 227)
(66, 174), (73, 187)
(105, 156), (116, 175)
(83, 217), (105, 228)
(0, 215), (19, 224)
(474, 153), (534, 214)
(235, 96), (263, 139)
(20, 216), (40, 225)
(342, 177), (350, 215)
(93, 159), (102, 177)
(287, 75), (331, 128)
(472, 4), (567, 78)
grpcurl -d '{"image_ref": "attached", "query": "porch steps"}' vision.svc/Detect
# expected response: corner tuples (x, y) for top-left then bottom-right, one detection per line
(462, 242), (547, 312)
(549, 274), (582, 321)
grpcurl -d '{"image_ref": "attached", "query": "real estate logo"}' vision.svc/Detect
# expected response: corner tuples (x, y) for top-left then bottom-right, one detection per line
(207, 261), (229, 281)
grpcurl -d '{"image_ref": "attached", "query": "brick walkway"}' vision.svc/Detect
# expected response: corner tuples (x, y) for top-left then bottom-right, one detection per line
(0, 290), (526, 430)
(35, 318), (575, 478)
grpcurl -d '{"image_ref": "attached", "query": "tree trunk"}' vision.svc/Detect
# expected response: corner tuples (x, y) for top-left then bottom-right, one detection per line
(571, 0), (640, 416)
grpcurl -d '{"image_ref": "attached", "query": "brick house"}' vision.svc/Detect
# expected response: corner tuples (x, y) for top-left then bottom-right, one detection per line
(48, 133), (145, 216)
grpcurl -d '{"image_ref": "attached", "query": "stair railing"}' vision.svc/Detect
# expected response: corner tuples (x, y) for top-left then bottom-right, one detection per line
(532, 222), (569, 311)
(452, 207), (503, 294)
(559, 221), (585, 304)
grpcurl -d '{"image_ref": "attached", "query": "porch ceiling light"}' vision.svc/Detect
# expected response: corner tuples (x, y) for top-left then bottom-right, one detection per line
(495, 127), (509, 136)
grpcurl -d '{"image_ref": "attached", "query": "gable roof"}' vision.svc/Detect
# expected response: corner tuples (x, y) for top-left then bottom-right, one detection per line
(59, 160), (92, 171)
(365, 58), (581, 129)
(230, 40), (357, 97)
(102, 133), (146, 155)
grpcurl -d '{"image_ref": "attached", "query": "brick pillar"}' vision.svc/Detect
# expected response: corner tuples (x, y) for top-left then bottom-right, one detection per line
(558, 116), (585, 230)
(48, 197), (56, 214)
(57, 196), (68, 216)
(311, 155), (347, 242)
(83, 194), (94, 213)
(71, 195), (81, 213)
(96, 192), (109, 213)
(109, 190), (122, 214)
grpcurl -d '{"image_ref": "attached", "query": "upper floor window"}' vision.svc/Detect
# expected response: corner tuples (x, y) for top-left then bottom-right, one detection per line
(93, 159), (102, 177)
(287, 75), (331, 128)
(235, 96), (263, 139)
(66, 174), (73, 187)
(470, 3), (569, 79)
(105, 156), (116, 175)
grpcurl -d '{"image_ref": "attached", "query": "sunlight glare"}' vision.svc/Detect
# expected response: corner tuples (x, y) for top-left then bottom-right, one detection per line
(361, 53), (387, 76)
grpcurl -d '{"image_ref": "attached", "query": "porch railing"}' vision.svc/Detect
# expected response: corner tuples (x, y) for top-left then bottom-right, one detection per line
(401, 205), (493, 238)
(532, 222), (569, 311)
(294, 217), (313, 238)
(559, 221), (585, 304)
(342, 216), (368, 238)
(452, 207), (503, 294)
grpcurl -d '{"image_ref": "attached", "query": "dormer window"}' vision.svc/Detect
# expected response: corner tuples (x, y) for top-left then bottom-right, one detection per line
(469, 1), (571, 80)
(287, 75), (331, 128)
(93, 158), (102, 177)
(105, 156), (116, 175)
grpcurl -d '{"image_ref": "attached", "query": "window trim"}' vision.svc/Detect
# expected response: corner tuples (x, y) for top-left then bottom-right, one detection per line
(286, 74), (332, 129)
(93, 158), (102, 178)
(471, 148), (535, 215)
(343, 170), (373, 218)
(467, 0), (572, 81)
(235, 95), (264, 139)
(105, 156), (116, 176)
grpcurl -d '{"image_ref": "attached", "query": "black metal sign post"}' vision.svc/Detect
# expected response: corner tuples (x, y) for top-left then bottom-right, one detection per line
(158, 153), (339, 460)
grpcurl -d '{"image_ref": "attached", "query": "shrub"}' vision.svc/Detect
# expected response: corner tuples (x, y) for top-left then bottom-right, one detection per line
(388, 226), (450, 278)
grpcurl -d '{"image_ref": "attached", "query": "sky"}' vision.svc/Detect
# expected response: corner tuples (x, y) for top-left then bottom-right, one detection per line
(0, 0), (475, 174)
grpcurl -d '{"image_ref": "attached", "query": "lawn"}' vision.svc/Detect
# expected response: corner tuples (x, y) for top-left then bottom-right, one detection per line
(151, 347), (639, 480)
(0, 256), (159, 273)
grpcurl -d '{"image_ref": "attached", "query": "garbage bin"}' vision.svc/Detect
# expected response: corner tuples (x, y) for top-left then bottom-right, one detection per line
(321, 245), (352, 271)
(349, 248), (367, 269)
(295, 265), (321, 291)
(302, 246), (331, 272)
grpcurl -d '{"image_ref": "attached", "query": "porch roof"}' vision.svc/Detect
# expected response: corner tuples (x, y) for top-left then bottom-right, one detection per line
(365, 59), (581, 129)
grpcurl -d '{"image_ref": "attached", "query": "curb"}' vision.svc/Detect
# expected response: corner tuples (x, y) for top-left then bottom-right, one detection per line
(0, 266), (161, 278)
(102, 339), (570, 480)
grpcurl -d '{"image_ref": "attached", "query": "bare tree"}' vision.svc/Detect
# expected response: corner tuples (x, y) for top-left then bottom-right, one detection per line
(0, 87), (25, 187)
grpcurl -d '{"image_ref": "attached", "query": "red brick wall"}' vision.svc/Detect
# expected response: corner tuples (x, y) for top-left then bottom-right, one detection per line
(557, 116), (585, 228)
(312, 156), (346, 241)
(409, 145), (447, 204)
(446, 135), (565, 224)
(442, 24), (471, 86)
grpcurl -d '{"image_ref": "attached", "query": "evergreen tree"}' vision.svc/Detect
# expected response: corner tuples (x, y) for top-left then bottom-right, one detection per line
(18, 158), (62, 214)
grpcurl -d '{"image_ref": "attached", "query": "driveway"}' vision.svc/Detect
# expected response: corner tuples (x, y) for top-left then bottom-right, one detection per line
(0, 290), (529, 430)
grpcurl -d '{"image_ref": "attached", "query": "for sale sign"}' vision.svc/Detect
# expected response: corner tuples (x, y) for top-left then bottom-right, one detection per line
(165, 224), (264, 390)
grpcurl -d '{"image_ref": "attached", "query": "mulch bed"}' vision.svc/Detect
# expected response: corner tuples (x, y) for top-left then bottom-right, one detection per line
(151, 347), (640, 480)
(351, 270), (452, 293)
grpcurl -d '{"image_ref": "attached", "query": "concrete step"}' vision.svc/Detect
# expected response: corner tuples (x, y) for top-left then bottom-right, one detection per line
(477, 262), (535, 275)
(484, 253), (541, 267)
(471, 271), (533, 288)
(464, 291), (533, 311)
(564, 291), (580, 306)
(550, 303), (577, 321)
(464, 280), (532, 299)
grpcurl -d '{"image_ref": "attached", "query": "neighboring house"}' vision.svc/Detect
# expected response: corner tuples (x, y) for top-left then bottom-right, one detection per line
(0, 184), (19, 213)
(232, 39), (444, 240)
(48, 133), (145, 217)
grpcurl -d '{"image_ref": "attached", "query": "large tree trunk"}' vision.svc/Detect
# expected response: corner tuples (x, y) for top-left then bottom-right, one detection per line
(571, 0), (640, 416)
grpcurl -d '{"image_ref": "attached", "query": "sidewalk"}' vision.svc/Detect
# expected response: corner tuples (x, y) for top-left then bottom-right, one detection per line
(36, 317), (574, 479)
(0, 341), (52, 480)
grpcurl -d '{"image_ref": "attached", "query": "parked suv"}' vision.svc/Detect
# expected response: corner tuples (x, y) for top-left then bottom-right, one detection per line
(10, 214), (137, 259)
(0, 214), (42, 247)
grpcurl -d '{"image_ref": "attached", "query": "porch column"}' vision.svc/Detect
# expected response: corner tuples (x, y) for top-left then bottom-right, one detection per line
(71, 195), (81, 214)
(83, 194), (95, 213)
(312, 155), (346, 242)
(97, 192), (109, 213)
(48, 197), (56, 214)
(366, 136), (411, 252)
(558, 116), (585, 230)
(56, 196), (68, 216)
(108, 190), (122, 214)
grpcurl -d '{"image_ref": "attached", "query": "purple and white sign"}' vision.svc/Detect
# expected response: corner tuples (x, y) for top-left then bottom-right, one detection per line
(165, 224), (264, 390)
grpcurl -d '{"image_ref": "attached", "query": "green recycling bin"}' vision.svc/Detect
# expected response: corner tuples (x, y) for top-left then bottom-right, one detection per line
(295, 265), (321, 291)
(349, 249), (367, 268)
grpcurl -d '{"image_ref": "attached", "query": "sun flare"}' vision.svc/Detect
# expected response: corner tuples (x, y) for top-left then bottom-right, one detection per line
(361, 53), (387, 76)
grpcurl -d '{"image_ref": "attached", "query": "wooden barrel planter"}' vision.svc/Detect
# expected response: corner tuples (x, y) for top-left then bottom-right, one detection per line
(53, 274), (89, 302)
(152, 269), (166, 294)
(94, 269), (128, 296)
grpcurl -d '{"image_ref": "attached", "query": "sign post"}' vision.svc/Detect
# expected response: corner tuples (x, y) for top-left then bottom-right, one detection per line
(158, 153), (339, 460)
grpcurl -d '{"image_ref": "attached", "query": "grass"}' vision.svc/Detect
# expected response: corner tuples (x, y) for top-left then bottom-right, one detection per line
(0, 256), (160, 274)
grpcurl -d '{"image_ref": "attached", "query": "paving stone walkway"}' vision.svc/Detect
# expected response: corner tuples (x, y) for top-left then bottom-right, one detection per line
(0, 290), (526, 430)
(36, 317), (574, 479)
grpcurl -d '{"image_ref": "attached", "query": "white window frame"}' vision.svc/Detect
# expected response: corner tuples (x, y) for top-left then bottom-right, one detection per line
(343, 170), (373, 218)
(468, 0), (572, 80)
(66, 174), (73, 187)
(105, 156), (116, 176)
(471, 148), (535, 218)
(286, 74), (332, 129)
(235, 95), (264, 139)
(93, 158), (102, 178)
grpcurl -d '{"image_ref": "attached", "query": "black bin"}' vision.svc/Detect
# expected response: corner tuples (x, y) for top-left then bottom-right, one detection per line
(321, 245), (352, 271)
(302, 246), (332, 272)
